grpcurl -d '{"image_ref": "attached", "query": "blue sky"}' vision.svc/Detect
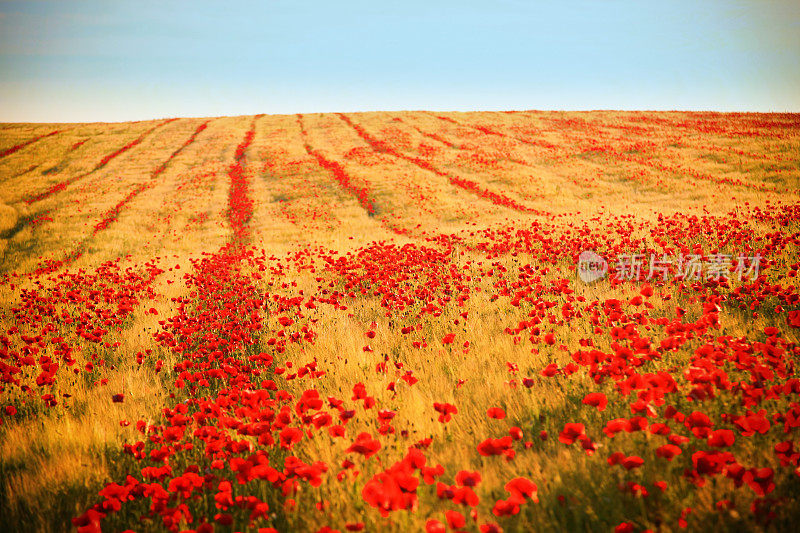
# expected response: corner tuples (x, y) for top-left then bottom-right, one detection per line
(0, 0), (798, 122)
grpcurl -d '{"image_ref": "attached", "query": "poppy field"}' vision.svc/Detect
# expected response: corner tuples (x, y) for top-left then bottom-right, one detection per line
(1, 110), (799, 532)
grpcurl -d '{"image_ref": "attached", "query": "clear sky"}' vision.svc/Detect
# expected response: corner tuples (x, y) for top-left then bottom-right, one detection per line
(0, 0), (798, 122)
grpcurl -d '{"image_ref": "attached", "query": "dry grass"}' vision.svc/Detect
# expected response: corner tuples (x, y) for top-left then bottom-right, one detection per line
(0, 110), (798, 532)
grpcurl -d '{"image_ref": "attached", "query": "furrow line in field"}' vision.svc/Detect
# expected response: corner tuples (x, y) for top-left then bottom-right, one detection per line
(24, 118), (178, 204)
(31, 121), (212, 274)
(227, 115), (263, 243)
(296, 114), (378, 216)
(432, 113), (559, 151)
(0, 129), (63, 159)
(441, 113), (781, 193)
(91, 120), (211, 236)
(38, 117), (256, 275)
(336, 113), (544, 215)
(393, 116), (538, 170)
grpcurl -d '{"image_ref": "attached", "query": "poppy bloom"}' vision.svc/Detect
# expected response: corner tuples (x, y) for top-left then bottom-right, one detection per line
(707, 429), (735, 448)
(425, 520), (446, 533)
(487, 407), (506, 419)
(346, 432), (381, 458)
(541, 363), (559, 377)
(582, 392), (608, 411)
(445, 510), (466, 529)
(456, 470), (482, 487)
(656, 444), (682, 461)
(477, 436), (514, 457)
(559, 423), (585, 445)
(434, 402), (458, 423)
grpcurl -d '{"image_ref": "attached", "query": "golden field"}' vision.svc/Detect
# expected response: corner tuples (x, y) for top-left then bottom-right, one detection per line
(0, 111), (799, 532)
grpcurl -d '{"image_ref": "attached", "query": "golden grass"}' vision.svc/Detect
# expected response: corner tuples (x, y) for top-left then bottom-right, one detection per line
(0, 110), (798, 532)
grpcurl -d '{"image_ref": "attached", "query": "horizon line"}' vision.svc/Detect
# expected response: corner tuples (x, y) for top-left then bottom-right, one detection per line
(3, 107), (799, 125)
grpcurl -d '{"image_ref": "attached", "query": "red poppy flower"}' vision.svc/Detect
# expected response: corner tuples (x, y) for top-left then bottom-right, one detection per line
(559, 423), (585, 445)
(487, 407), (506, 419)
(582, 392), (608, 411)
(347, 432), (381, 458)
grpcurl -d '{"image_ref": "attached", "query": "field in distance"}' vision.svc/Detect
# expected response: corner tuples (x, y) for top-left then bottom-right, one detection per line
(1, 110), (799, 532)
